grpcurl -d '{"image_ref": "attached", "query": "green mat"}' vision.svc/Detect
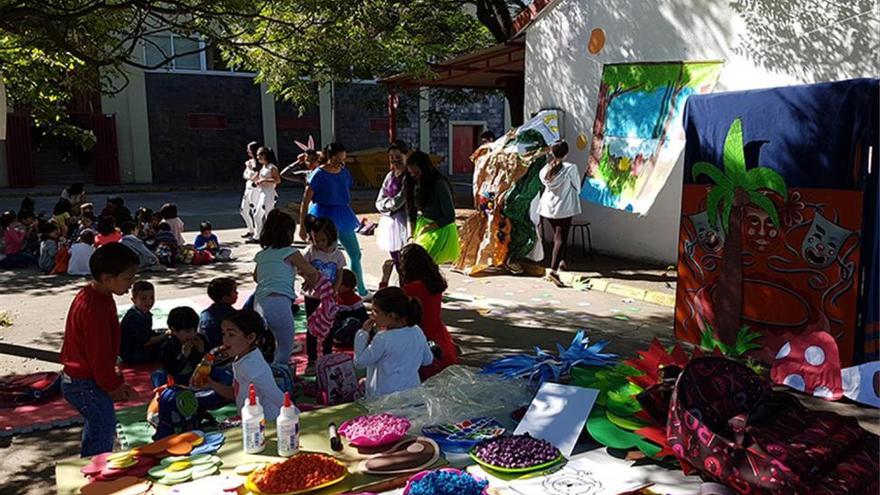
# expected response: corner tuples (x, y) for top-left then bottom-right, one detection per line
(115, 403), (239, 448)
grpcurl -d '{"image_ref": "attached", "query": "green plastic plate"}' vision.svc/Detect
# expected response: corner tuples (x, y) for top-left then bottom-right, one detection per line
(468, 449), (564, 474)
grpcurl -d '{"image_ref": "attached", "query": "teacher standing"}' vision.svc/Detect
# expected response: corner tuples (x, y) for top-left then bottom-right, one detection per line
(299, 142), (368, 296)
(538, 140), (581, 287)
(405, 151), (460, 264)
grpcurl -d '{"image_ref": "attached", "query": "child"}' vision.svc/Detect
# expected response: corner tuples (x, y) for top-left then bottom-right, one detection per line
(194, 221), (231, 261)
(39, 223), (62, 274)
(208, 309), (285, 420)
(354, 287), (434, 398)
(0, 210), (37, 269)
(95, 216), (122, 247)
(154, 223), (179, 268)
(302, 215), (346, 373)
(253, 209), (319, 366)
(102, 196), (132, 225)
(71, 212), (95, 242)
(332, 269), (369, 347)
(199, 277), (238, 350)
(53, 198), (73, 238)
(60, 243), (138, 456)
(17, 210), (40, 257)
(160, 203), (185, 246)
(381, 243), (459, 379)
(119, 281), (164, 364)
(120, 221), (159, 271)
(68, 231), (96, 276)
(160, 307), (208, 384)
(375, 140), (410, 269)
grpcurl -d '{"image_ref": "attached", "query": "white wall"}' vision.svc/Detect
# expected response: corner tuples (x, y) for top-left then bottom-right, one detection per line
(524, 0), (880, 263)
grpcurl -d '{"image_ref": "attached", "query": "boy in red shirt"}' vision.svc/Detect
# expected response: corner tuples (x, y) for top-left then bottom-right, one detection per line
(60, 243), (139, 456)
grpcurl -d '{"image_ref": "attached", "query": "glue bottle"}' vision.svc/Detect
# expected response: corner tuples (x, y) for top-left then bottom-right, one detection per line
(242, 383), (266, 454)
(276, 392), (300, 457)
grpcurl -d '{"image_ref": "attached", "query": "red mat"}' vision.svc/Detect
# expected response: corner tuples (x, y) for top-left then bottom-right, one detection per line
(0, 363), (157, 437)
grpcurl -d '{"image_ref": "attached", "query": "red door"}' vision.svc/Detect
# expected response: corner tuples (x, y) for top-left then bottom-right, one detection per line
(5, 114), (35, 188)
(452, 125), (481, 174)
(91, 114), (120, 185)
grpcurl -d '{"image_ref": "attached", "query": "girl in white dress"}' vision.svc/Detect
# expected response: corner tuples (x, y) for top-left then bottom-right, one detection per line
(240, 141), (261, 239)
(375, 140), (410, 270)
(252, 147), (281, 240)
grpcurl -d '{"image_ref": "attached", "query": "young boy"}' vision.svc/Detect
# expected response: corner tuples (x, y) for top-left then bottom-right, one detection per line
(333, 269), (369, 347)
(60, 243), (139, 456)
(154, 222), (178, 268)
(193, 221), (219, 252)
(120, 221), (159, 271)
(119, 281), (164, 363)
(160, 307), (208, 384)
(199, 277), (238, 350)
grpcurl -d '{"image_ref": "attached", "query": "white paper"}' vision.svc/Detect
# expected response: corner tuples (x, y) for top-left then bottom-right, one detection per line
(513, 382), (598, 457)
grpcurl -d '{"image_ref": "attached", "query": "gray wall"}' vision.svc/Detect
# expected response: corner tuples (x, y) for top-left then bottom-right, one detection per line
(429, 89), (506, 170)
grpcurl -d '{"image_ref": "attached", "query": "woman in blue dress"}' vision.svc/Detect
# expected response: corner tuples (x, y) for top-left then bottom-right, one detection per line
(298, 142), (368, 296)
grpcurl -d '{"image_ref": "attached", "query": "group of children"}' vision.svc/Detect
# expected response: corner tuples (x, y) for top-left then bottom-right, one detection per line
(0, 186), (231, 275)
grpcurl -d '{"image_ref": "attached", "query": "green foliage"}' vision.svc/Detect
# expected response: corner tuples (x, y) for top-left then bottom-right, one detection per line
(691, 118), (789, 234)
(597, 147), (637, 196)
(699, 324), (762, 357)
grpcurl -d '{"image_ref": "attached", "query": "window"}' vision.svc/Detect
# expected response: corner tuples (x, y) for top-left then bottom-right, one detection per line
(144, 35), (172, 69)
(172, 36), (201, 70)
(142, 35), (250, 74)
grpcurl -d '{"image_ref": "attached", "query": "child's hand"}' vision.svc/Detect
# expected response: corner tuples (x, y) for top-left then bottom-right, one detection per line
(382, 259), (395, 279)
(193, 338), (205, 353)
(298, 226), (309, 242)
(362, 318), (376, 331)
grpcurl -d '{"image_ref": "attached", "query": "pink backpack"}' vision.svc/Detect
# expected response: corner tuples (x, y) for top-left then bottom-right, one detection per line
(316, 353), (357, 406)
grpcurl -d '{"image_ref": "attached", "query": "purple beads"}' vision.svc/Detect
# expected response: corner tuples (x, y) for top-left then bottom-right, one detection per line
(473, 434), (559, 469)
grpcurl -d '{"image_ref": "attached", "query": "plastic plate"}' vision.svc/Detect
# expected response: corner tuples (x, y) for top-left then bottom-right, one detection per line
(403, 468), (489, 495)
(467, 448), (564, 474)
(243, 458), (346, 495)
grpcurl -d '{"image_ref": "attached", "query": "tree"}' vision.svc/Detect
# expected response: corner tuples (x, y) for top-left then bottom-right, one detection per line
(0, 0), (496, 140)
(692, 118), (788, 345)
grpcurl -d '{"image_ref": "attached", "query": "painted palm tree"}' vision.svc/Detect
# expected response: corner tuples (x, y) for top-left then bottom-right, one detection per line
(692, 118), (788, 345)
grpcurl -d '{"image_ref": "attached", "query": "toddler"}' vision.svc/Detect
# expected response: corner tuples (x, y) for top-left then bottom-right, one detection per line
(333, 269), (369, 347)
(199, 277), (238, 350)
(302, 215), (345, 373)
(160, 307), (208, 384)
(39, 222), (63, 274)
(160, 203), (185, 245)
(119, 281), (164, 364)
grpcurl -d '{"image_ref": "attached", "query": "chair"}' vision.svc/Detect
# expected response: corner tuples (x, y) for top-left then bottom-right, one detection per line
(571, 222), (593, 258)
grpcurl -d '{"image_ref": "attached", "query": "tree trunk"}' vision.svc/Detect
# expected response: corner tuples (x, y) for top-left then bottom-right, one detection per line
(714, 193), (747, 345)
(588, 81), (610, 176)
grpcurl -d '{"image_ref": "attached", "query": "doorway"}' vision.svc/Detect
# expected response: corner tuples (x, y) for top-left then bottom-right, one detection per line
(449, 122), (486, 175)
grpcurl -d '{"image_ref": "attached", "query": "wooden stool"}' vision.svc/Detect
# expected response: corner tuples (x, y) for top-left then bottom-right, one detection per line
(571, 222), (593, 258)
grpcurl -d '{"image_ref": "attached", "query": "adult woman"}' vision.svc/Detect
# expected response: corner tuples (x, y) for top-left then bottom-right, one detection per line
(240, 141), (261, 239)
(299, 142), (367, 295)
(251, 146), (281, 241)
(405, 151), (459, 264)
(375, 140), (410, 269)
(380, 243), (458, 379)
(537, 140), (582, 287)
(60, 183), (87, 216)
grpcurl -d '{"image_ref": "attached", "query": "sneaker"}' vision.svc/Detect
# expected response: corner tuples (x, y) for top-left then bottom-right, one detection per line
(304, 362), (316, 376)
(546, 271), (566, 288)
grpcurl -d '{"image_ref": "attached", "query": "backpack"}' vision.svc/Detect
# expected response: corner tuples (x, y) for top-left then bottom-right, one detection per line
(667, 357), (879, 495)
(0, 372), (61, 408)
(316, 353), (357, 405)
(270, 363), (296, 397)
(150, 382), (199, 441)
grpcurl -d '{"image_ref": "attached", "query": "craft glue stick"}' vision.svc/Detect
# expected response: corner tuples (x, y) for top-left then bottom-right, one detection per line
(242, 384), (266, 454)
(328, 422), (343, 451)
(276, 392), (300, 457)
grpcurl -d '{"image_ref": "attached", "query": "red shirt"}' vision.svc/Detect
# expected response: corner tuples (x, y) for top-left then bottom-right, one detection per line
(60, 284), (124, 392)
(95, 230), (122, 247)
(3, 226), (26, 254)
(403, 280), (459, 379)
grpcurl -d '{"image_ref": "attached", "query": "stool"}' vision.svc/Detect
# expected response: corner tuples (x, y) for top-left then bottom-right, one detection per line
(571, 222), (593, 258)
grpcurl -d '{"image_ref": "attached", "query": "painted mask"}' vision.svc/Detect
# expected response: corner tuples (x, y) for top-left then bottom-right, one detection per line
(743, 205), (781, 253)
(771, 331), (842, 400)
(689, 211), (725, 253)
(800, 213), (853, 269)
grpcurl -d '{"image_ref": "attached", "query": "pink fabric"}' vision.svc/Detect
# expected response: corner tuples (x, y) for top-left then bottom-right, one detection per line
(3, 227), (26, 254)
(307, 275), (338, 340)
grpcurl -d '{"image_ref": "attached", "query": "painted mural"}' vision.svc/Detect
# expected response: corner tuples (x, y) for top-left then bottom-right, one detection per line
(580, 61), (723, 214)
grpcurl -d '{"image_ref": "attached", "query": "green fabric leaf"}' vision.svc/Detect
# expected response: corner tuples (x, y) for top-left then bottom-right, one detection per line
(692, 161), (731, 187)
(746, 167), (788, 200)
(706, 184), (732, 229)
(747, 191), (781, 228)
(722, 118), (747, 185)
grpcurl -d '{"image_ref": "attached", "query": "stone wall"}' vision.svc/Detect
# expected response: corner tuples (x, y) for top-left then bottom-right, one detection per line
(428, 89), (506, 172)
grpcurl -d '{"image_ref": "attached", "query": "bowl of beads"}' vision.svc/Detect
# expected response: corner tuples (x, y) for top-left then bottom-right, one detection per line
(403, 468), (489, 495)
(245, 453), (347, 495)
(338, 413), (411, 448)
(421, 417), (505, 453)
(469, 434), (563, 474)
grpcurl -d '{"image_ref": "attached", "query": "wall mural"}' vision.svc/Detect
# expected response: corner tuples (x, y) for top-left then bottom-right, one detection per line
(580, 61), (723, 214)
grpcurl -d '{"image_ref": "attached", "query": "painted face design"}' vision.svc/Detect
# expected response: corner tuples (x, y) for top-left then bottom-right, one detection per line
(689, 211), (725, 253)
(801, 213), (853, 269)
(542, 470), (601, 495)
(743, 205), (780, 253)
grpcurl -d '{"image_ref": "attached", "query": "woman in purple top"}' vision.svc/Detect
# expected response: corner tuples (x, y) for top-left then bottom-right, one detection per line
(298, 142), (367, 295)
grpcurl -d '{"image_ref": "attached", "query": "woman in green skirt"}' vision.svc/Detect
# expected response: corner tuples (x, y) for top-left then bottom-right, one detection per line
(405, 151), (460, 264)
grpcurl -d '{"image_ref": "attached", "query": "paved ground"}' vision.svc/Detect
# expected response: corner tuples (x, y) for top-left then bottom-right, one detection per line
(0, 189), (876, 494)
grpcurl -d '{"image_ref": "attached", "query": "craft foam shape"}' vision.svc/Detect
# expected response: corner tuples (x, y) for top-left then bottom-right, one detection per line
(79, 476), (151, 495)
(841, 361), (880, 407)
(514, 382), (598, 457)
(588, 28), (606, 54)
(771, 331), (842, 400)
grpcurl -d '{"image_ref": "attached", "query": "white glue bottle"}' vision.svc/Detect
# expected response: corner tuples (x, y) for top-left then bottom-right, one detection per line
(276, 391), (300, 457)
(242, 383), (266, 454)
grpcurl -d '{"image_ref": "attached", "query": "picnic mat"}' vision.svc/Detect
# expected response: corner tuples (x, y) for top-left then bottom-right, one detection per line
(55, 402), (428, 495)
(0, 363), (157, 437)
(115, 403), (240, 449)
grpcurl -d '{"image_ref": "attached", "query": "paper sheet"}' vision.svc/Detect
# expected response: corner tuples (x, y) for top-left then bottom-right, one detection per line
(513, 382), (598, 457)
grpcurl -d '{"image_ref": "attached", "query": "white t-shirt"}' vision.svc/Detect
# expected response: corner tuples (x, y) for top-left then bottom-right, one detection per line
(257, 164), (278, 192)
(354, 326), (434, 398)
(163, 217), (186, 245)
(68, 243), (95, 276)
(538, 161), (582, 219)
(303, 245), (346, 286)
(232, 348), (285, 420)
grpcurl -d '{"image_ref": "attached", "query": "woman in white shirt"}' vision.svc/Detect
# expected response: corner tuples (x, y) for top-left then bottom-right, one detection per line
(251, 147), (281, 242)
(354, 287), (434, 398)
(240, 141), (261, 239)
(537, 140), (582, 287)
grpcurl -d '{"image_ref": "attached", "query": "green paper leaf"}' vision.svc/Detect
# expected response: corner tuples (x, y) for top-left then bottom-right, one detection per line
(723, 118), (748, 184)
(746, 167), (788, 200)
(747, 190), (781, 228)
(693, 161), (731, 187)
